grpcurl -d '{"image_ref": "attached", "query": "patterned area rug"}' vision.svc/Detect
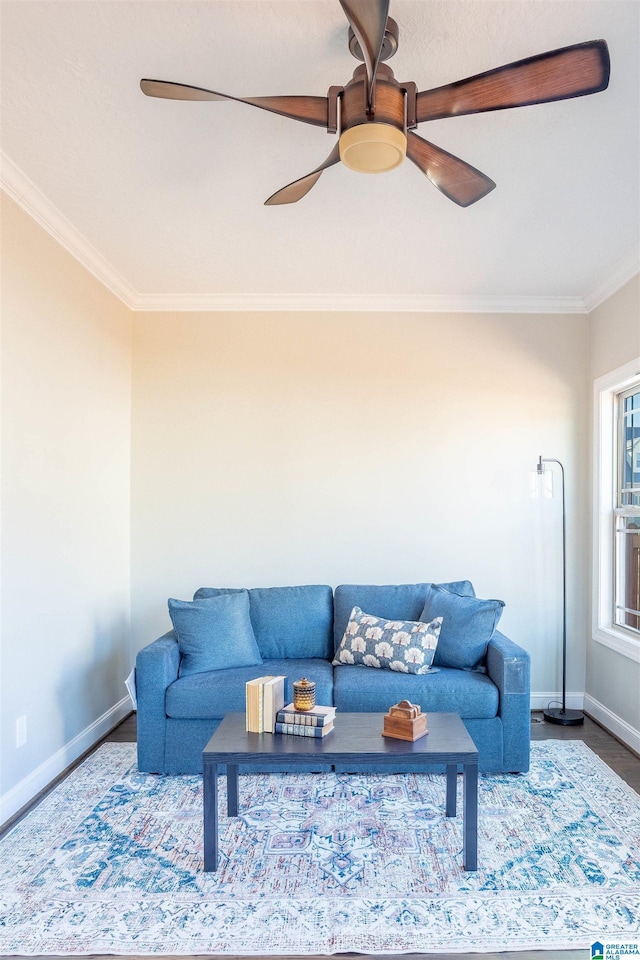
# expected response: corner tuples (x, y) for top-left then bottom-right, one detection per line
(0, 741), (639, 955)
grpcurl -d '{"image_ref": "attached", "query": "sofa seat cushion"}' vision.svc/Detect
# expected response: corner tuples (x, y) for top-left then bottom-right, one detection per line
(332, 663), (499, 719)
(333, 581), (475, 653)
(166, 657), (334, 720)
(194, 585), (334, 660)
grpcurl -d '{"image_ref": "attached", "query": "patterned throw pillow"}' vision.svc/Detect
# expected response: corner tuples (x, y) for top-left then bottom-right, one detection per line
(332, 606), (442, 675)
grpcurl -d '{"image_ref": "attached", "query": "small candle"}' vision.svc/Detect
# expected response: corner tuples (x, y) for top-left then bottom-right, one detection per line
(293, 677), (316, 711)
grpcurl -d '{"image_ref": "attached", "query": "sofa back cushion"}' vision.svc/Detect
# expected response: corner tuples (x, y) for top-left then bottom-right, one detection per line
(194, 584), (334, 660)
(333, 581), (475, 653)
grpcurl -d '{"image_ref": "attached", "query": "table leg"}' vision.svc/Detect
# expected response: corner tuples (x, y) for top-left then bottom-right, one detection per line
(446, 764), (457, 817)
(203, 761), (219, 872)
(463, 761), (478, 871)
(227, 764), (239, 817)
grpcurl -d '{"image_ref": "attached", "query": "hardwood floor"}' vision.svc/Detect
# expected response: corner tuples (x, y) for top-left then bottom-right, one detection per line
(4, 711), (639, 960)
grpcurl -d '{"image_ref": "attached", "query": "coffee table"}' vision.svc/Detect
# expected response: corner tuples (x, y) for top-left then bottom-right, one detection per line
(202, 711), (478, 872)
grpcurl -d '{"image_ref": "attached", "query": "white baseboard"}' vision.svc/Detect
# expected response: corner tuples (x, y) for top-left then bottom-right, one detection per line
(530, 692), (585, 712)
(0, 697), (132, 827)
(584, 694), (640, 756)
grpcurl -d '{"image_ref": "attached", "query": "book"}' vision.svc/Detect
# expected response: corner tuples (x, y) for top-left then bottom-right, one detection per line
(276, 703), (336, 727)
(262, 675), (286, 733)
(245, 676), (273, 732)
(274, 720), (334, 738)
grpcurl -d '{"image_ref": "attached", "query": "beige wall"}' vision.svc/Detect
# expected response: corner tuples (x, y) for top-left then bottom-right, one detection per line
(0, 194), (133, 820)
(132, 309), (590, 702)
(587, 274), (640, 740)
(590, 276), (640, 380)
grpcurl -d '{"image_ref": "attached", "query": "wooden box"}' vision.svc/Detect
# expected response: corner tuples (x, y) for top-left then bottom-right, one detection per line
(382, 700), (428, 742)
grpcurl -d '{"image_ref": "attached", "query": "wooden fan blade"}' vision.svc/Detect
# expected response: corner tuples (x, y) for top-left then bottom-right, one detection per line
(339, 0), (390, 110)
(264, 144), (341, 205)
(140, 79), (328, 127)
(416, 40), (610, 122)
(406, 131), (496, 207)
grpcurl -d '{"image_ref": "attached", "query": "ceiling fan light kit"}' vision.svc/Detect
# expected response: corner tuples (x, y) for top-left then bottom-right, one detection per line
(141, 0), (610, 206)
(339, 123), (406, 173)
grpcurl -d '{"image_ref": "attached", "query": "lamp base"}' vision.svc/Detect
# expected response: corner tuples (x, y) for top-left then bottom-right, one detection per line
(543, 707), (584, 726)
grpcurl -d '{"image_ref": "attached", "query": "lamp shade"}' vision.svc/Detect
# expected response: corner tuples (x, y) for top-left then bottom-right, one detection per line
(530, 467), (553, 499)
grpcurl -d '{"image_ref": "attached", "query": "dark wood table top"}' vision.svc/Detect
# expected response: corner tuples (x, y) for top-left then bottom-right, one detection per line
(203, 712), (478, 765)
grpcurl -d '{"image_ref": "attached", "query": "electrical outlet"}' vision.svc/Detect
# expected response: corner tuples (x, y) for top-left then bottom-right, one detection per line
(16, 715), (27, 748)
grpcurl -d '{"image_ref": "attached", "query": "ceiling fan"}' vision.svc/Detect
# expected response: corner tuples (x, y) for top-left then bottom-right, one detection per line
(141, 0), (610, 208)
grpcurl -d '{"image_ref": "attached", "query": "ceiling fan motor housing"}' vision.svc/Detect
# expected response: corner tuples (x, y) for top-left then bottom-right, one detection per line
(339, 64), (408, 173)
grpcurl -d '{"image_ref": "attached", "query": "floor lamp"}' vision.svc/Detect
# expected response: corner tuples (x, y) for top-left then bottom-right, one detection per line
(535, 456), (584, 726)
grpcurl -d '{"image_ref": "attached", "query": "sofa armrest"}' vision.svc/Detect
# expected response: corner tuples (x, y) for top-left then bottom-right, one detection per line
(486, 630), (531, 772)
(487, 631), (530, 694)
(136, 631), (180, 772)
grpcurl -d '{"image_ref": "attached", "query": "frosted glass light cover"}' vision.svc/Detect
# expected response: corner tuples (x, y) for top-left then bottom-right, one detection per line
(339, 123), (407, 173)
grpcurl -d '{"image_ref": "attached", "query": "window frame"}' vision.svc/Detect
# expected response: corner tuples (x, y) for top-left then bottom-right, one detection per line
(614, 385), (640, 632)
(592, 358), (640, 663)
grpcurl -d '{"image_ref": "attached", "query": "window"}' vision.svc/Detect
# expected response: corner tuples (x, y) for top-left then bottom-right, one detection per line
(593, 359), (640, 662)
(615, 386), (640, 633)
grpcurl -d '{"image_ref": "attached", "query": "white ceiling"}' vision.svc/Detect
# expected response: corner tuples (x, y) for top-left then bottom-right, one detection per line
(1, 0), (639, 312)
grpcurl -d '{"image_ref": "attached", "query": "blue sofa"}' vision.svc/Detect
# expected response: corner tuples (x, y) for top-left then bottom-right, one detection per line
(136, 582), (530, 775)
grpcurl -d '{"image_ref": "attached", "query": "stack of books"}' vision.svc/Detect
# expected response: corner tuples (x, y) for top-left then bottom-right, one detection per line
(274, 703), (336, 738)
(245, 676), (286, 733)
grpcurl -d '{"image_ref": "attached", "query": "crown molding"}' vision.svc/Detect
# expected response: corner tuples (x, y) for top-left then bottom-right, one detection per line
(583, 246), (640, 312)
(0, 151), (138, 308)
(2, 151), (635, 316)
(129, 292), (588, 314)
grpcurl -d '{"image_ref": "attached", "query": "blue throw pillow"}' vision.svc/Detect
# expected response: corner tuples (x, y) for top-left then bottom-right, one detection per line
(420, 584), (504, 670)
(333, 607), (442, 675)
(169, 592), (263, 678)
